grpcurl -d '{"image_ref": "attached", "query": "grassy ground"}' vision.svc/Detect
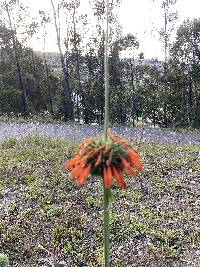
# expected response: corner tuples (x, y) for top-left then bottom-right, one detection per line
(0, 115), (66, 124)
(0, 136), (199, 266)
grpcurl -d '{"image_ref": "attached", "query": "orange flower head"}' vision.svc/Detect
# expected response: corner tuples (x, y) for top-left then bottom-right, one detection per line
(65, 132), (143, 188)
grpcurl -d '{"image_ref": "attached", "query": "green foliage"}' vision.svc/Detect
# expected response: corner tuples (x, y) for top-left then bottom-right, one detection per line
(168, 18), (200, 128)
(0, 137), (18, 149)
(0, 253), (9, 267)
(0, 87), (21, 115)
(0, 9), (200, 127)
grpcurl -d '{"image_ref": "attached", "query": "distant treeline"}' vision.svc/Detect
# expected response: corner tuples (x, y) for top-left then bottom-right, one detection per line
(0, 0), (199, 128)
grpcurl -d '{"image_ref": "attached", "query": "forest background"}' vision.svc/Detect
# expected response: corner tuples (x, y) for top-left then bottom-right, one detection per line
(0, 0), (200, 128)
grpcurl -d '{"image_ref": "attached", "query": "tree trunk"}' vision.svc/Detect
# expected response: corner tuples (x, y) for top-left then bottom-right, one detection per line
(82, 93), (90, 124)
(50, 0), (73, 121)
(163, 8), (168, 128)
(43, 51), (54, 116)
(72, 7), (81, 123)
(130, 57), (136, 126)
(5, 2), (28, 117)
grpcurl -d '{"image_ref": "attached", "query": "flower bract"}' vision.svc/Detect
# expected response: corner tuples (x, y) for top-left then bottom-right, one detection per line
(65, 133), (143, 188)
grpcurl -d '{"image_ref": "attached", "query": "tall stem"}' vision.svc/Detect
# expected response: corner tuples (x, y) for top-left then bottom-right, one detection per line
(104, 0), (110, 140)
(103, 1), (110, 267)
(103, 187), (110, 267)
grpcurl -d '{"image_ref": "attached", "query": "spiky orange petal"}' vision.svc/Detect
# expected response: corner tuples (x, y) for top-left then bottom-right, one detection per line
(65, 156), (79, 169)
(69, 164), (83, 179)
(111, 166), (127, 189)
(120, 157), (136, 176)
(103, 166), (113, 188)
(128, 149), (143, 171)
(77, 164), (92, 187)
(128, 155), (143, 171)
(75, 155), (88, 166)
(95, 151), (102, 167)
(127, 149), (140, 160)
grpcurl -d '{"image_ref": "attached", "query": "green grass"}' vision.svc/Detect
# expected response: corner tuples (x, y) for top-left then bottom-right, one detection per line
(0, 114), (76, 125)
(0, 253), (9, 267)
(0, 136), (199, 266)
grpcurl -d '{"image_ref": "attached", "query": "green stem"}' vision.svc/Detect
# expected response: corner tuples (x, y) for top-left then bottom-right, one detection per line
(104, 0), (110, 140)
(103, 0), (110, 266)
(103, 187), (110, 267)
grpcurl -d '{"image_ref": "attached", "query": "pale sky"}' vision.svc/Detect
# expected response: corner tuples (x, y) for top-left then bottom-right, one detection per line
(24, 0), (200, 59)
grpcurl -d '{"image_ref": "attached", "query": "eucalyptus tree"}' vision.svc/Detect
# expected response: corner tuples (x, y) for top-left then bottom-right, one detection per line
(169, 19), (200, 127)
(0, 0), (28, 116)
(0, 28), (22, 115)
(0, 0), (40, 116)
(50, 0), (74, 121)
(138, 61), (163, 126)
(39, 10), (54, 116)
(70, 0), (82, 122)
(88, 0), (123, 124)
(61, 0), (90, 122)
(157, 0), (178, 127)
(109, 34), (139, 124)
(120, 34), (139, 125)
